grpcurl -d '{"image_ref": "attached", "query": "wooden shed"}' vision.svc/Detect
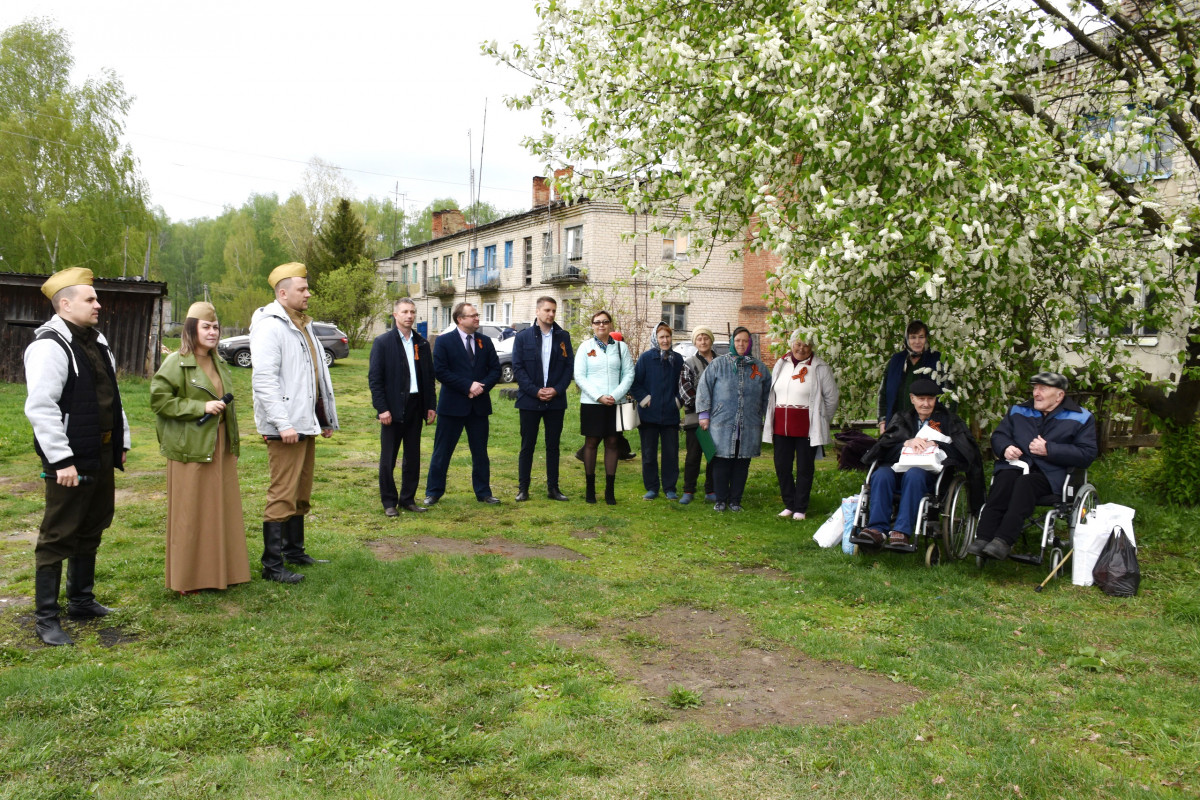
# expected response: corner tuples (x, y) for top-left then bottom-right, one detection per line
(0, 272), (169, 382)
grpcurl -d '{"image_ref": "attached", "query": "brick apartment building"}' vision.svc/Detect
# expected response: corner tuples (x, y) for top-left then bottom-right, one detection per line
(374, 175), (754, 355)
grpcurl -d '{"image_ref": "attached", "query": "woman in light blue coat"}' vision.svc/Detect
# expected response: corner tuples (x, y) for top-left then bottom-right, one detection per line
(573, 310), (635, 504)
(697, 327), (770, 511)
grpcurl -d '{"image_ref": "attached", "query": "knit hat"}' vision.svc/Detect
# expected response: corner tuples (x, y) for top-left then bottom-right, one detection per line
(692, 325), (714, 346)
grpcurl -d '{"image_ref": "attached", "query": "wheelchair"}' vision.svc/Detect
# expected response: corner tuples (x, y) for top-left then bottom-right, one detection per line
(848, 460), (976, 567)
(975, 468), (1097, 579)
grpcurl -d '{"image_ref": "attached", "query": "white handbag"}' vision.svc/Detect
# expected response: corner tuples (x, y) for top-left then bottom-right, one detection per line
(616, 396), (640, 431)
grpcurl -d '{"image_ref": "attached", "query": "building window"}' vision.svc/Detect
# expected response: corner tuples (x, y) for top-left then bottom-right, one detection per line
(663, 232), (689, 261)
(442, 254), (452, 279)
(565, 225), (583, 260)
(483, 303), (496, 323)
(504, 240), (513, 268)
(420, 260), (427, 284)
(524, 236), (533, 286)
(503, 301), (512, 325)
(542, 231), (553, 259)
(484, 244), (497, 268)
(1083, 112), (1177, 181)
(563, 298), (579, 329)
(458, 251), (465, 276)
(662, 303), (687, 332)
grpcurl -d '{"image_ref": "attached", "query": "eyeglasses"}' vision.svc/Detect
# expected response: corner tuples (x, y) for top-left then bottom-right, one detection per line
(592, 320), (611, 326)
(461, 313), (480, 319)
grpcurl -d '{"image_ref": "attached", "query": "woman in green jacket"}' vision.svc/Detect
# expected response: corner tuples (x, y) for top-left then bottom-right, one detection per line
(150, 302), (249, 593)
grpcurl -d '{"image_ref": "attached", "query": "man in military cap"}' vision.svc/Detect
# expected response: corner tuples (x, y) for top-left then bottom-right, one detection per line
(24, 268), (130, 646)
(969, 371), (1097, 560)
(250, 263), (340, 583)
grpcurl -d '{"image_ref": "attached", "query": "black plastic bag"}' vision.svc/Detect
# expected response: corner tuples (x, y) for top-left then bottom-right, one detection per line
(1092, 526), (1140, 597)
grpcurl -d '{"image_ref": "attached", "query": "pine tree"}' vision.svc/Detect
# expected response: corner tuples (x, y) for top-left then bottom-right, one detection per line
(307, 198), (367, 289)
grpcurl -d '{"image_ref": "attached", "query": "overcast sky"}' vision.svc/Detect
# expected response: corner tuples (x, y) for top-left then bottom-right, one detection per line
(1, 0), (549, 223)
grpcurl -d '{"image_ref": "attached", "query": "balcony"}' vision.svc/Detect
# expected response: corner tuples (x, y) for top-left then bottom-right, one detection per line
(427, 276), (456, 298)
(541, 254), (587, 284)
(467, 265), (501, 292)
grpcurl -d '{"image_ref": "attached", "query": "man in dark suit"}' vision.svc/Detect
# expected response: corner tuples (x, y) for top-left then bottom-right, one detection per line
(424, 302), (502, 505)
(511, 296), (574, 501)
(368, 297), (436, 517)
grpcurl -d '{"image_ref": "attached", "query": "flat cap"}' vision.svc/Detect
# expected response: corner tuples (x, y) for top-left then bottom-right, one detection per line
(41, 267), (93, 300)
(909, 377), (942, 396)
(185, 301), (217, 322)
(1030, 371), (1069, 390)
(268, 262), (307, 289)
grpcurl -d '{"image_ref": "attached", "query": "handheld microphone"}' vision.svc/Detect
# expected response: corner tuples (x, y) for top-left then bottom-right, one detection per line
(40, 472), (94, 484)
(197, 393), (234, 425)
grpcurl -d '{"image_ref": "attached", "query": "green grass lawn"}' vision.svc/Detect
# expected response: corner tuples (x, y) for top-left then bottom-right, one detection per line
(1, 347), (1198, 799)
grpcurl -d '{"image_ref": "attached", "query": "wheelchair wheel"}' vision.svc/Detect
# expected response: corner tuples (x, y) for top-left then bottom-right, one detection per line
(1048, 547), (1064, 579)
(924, 542), (942, 567)
(941, 476), (974, 561)
(1067, 484), (1098, 546)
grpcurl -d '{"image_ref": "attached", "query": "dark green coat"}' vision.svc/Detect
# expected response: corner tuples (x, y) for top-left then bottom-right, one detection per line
(150, 352), (240, 462)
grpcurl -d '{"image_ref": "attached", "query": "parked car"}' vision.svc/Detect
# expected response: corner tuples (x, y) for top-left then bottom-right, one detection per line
(478, 324), (517, 342)
(217, 322), (350, 368)
(672, 339), (731, 360)
(433, 326), (516, 383)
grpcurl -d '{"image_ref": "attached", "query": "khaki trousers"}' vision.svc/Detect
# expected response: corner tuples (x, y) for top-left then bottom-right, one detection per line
(264, 437), (315, 522)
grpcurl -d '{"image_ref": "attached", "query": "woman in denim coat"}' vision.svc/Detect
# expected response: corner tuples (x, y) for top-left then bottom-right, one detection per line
(697, 327), (770, 511)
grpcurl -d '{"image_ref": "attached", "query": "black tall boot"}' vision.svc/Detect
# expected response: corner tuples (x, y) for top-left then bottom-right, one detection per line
(34, 563), (73, 646)
(66, 553), (113, 619)
(262, 521), (304, 584)
(585, 475), (597, 504)
(605, 475), (617, 506)
(282, 515), (328, 566)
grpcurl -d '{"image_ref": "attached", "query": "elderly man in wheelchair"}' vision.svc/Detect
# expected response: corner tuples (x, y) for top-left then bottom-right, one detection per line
(967, 371), (1098, 562)
(851, 378), (984, 558)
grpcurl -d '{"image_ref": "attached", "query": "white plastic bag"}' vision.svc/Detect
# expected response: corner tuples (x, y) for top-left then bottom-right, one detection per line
(813, 506), (846, 548)
(1072, 503), (1136, 586)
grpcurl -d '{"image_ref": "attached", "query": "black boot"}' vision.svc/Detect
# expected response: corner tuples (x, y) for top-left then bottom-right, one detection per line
(66, 553), (113, 619)
(34, 564), (73, 646)
(605, 475), (617, 506)
(282, 515), (328, 566)
(585, 475), (597, 504)
(262, 521), (304, 584)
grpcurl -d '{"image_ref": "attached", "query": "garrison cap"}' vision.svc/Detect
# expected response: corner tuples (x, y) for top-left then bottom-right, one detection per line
(41, 267), (93, 300)
(185, 301), (217, 322)
(268, 262), (307, 289)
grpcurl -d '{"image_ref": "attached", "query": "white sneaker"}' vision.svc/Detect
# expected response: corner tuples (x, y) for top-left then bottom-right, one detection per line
(778, 508), (794, 518)
(793, 511), (806, 520)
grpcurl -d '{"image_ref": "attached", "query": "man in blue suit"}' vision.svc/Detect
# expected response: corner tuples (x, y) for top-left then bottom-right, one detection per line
(511, 297), (574, 501)
(424, 302), (502, 505)
(368, 298), (436, 517)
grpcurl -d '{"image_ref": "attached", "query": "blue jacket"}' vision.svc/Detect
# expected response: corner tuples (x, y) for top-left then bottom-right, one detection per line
(697, 353), (771, 458)
(631, 347), (684, 426)
(878, 348), (943, 422)
(432, 329), (501, 417)
(990, 396), (1097, 494)
(367, 327), (435, 423)
(512, 323), (574, 411)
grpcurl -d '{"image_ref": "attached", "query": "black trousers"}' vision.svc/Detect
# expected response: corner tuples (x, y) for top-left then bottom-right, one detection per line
(976, 469), (1053, 545)
(518, 408), (565, 491)
(712, 455), (751, 505)
(379, 393), (424, 509)
(773, 435), (816, 513)
(426, 412), (492, 500)
(37, 445), (115, 569)
(682, 426), (713, 495)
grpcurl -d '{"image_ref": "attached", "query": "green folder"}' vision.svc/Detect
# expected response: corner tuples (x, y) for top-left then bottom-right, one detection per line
(696, 426), (717, 461)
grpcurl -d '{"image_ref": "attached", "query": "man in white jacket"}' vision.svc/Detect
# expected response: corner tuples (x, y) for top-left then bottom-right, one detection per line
(24, 268), (130, 645)
(251, 263), (340, 583)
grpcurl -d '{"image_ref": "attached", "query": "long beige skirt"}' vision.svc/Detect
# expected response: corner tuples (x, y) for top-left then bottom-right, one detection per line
(164, 421), (251, 592)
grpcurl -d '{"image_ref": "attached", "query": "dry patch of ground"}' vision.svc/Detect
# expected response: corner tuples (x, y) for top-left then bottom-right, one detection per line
(546, 606), (923, 733)
(1, 528), (39, 546)
(0, 476), (40, 495)
(729, 564), (791, 581)
(368, 535), (587, 562)
(0, 596), (31, 610)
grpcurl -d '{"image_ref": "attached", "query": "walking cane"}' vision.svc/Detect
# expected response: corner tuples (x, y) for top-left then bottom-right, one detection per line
(1035, 548), (1073, 592)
